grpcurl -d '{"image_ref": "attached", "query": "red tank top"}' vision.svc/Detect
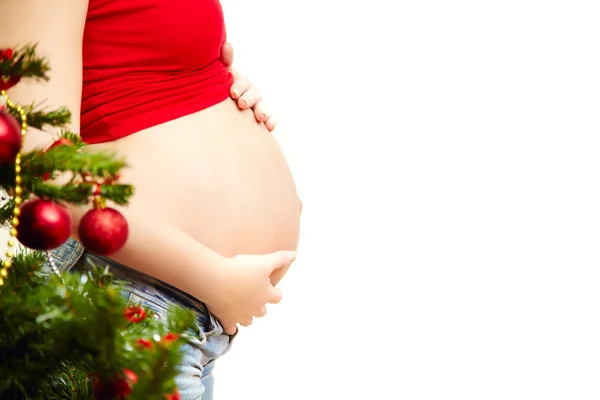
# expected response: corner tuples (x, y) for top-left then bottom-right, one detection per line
(81, 0), (234, 144)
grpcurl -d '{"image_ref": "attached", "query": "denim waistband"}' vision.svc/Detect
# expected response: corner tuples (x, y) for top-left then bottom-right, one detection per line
(48, 238), (213, 328)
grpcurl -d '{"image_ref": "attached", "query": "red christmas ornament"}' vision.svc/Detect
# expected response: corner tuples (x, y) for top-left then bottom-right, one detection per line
(92, 369), (138, 400)
(0, 76), (21, 91)
(78, 197), (129, 255)
(17, 199), (72, 250)
(0, 110), (22, 164)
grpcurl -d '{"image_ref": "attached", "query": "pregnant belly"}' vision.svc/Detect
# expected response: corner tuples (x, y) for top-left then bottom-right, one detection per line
(86, 99), (301, 266)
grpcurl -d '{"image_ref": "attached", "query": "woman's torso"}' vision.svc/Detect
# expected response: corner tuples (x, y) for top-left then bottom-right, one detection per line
(79, 0), (301, 269)
(86, 100), (302, 258)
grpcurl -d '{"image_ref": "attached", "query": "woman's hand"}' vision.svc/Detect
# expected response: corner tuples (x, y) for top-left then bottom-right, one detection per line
(221, 42), (277, 132)
(206, 250), (296, 334)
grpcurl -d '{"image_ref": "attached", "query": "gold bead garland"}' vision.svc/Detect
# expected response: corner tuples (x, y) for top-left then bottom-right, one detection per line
(0, 90), (28, 286)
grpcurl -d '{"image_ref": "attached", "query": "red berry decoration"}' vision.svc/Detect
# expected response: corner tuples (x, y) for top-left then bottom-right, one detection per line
(78, 196), (129, 255)
(17, 199), (72, 250)
(135, 338), (153, 349)
(123, 306), (146, 323)
(163, 333), (180, 344)
(0, 110), (22, 164)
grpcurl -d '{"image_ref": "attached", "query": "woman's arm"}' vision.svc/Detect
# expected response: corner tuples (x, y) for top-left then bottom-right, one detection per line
(0, 0), (230, 296)
(1, 0), (295, 333)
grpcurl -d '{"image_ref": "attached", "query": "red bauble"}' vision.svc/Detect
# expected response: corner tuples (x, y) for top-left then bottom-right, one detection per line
(17, 199), (72, 250)
(79, 201), (128, 255)
(0, 111), (22, 163)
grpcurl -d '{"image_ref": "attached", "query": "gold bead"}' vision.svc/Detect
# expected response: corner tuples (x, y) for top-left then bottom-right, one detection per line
(15, 175), (21, 184)
(0, 269), (7, 277)
(15, 155), (21, 163)
(5, 251), (12, 258)
(3, 259), (11, 268)
(11, 218), (18, 226)
(7, 240), (14, 247)
(15, 165), (21, 173)
(15, 186), (22, 195)
(10, 228), (17, 236)
(0, 278), (4, 286)
(14, 197), (21, 205)
(13, 208), (20, 216)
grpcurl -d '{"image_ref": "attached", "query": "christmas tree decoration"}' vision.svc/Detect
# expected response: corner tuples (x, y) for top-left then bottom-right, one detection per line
(79, 196), (129, 256)
(0, 90), (28, 284)
(0, 44), (194, 399)
(0, 48), (21, 91)
(0, 110), (22, 164)
(16, 198), (72, 250)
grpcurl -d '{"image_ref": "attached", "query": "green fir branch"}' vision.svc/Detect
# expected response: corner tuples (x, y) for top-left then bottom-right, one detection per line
(0, 252), (195, 399)
(35, 363), (92, 400)
(0, 43), (50, 82)
(0, 198), (16, 229)
(6, 103), (72, 131)
(27, 182), (133, 206)
(23, 146), (128, 178)
(0, 144), (134, 216)
(0, 41), (193, 400)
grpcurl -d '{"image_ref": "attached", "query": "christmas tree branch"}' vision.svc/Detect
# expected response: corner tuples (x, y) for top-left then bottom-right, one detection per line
(0, 136), (134, 211)
(36, 363), (92, 400)
(24, 145), (128, 178)
(0, 252), (195, 399)
(27, 182), (133, 206)
(0, 41), (192, 400)
(6, 102), (71, 131)
(0, 44), (50, 82)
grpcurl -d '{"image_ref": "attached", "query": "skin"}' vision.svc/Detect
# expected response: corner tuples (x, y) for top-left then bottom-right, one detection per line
(1, 0), (301, 334)
(222, 42), (278, 133)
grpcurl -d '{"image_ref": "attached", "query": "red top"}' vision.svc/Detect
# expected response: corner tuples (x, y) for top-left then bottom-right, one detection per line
(81, 0), (234, 144)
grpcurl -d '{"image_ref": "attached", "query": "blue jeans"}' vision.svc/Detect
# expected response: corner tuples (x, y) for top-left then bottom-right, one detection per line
(46, 238), (235, 400)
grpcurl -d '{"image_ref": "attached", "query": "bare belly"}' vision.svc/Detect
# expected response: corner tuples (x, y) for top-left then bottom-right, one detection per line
(85, 99), (301, 262)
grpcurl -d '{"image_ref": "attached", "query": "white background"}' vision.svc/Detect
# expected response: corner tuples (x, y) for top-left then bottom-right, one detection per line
(1, 1), (599, 399)
(217, 0), (600, 399)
